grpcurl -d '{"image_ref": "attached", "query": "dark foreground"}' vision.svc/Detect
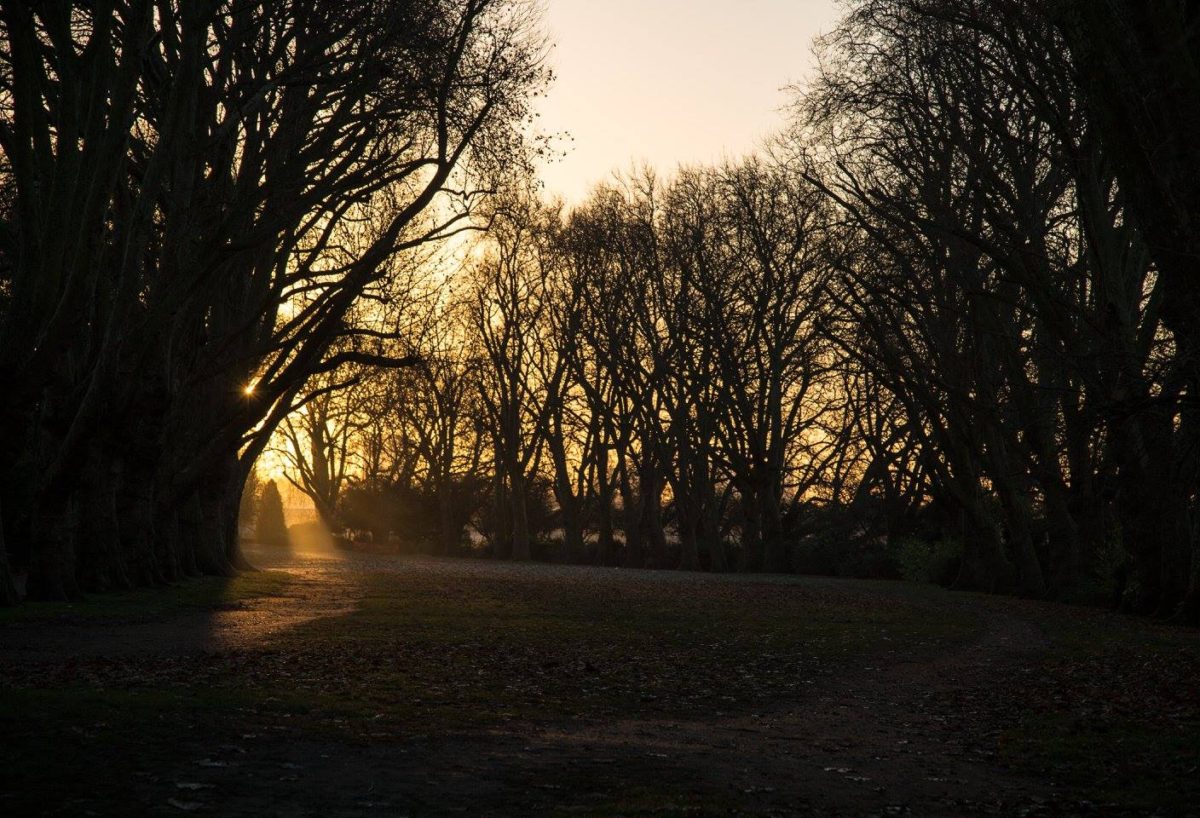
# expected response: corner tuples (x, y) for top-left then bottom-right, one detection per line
(1, 546), (1197, 817)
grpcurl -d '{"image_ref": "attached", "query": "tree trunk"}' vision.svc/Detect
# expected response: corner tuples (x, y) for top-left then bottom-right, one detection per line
(761, 486), (789, 573)
(0, 498), (23, 606)
(995, 481), (1046, 598)
(437, 487), (459, 556)
(619, 464), (643, 569)
(738, 491), (763, 573)
(984, 427), (1047, 598)
(1180, 544), (1200, 626)
(117, 463), (164, 587)
(953, 496), (1014, 593)
(558, 493), (585, 564)
(700, 479), (728, 573)
(196, 484), (237, 577)
(596, 446), (617, 566)
(491, 469), (511, 559)
(510, 470), (531, 561)
(677, 495), (701, 571)
(548, 427), (585, 563)
(77, 449), (131, 593)
(26, 494), (80, 601)
(640, 472), (667, 568)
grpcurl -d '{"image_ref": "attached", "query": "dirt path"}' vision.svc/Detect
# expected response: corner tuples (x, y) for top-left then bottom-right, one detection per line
(521, 605), (1053, 816)
(2, 549), (1190, 816)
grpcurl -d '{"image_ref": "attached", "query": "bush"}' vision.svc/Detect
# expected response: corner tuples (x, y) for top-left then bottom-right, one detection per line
(894, 536), (961, 585)
(790, 530), (843, 575)
(337, 476), (490, 554)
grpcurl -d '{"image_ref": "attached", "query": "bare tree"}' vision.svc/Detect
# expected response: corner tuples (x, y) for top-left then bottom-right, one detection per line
(0, 0), (549, 599)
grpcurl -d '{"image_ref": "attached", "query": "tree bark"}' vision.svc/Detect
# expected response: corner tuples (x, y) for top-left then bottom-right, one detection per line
(0, 498), (22, 606)
(510, 470), (531, 562)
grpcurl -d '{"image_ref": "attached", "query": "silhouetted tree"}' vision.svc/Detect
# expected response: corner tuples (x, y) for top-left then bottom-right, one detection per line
(0, 0), (548, 601)
(255, 481), (289, 549)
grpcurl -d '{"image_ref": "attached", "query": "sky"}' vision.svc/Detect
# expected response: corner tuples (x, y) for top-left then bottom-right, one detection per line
(534, 0), (843, 203)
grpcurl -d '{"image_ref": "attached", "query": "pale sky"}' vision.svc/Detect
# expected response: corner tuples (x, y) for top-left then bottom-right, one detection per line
(534, 0), (843, 203)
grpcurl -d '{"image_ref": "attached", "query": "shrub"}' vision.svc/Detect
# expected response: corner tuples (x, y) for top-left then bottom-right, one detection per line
(894, 536), (961, 585)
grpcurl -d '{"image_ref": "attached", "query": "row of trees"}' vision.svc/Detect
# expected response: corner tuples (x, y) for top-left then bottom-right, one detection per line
(276, 0), (1200, 621)
(275, 164), (856, 570)
(794, 0), (1200, 617)
(0, 0), (548, 602)
(4, 0), (1197, 621)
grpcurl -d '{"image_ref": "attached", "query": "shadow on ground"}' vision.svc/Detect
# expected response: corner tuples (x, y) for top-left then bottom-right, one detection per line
(1, 546), (1197, 816)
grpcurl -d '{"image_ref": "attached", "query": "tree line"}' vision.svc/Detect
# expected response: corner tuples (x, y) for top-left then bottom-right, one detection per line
(4, 0), (1199, 623)
(275, 0), (1200, 623)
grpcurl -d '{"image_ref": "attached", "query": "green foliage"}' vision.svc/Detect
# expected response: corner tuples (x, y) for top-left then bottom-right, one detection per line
(791, 531), (914, 580)
(790, 530), (963, 584)
(894, 536), (962, 585)
(255, 480), (288, 547)
(789, 530), (842, 575)
(338, 475), (490, 553)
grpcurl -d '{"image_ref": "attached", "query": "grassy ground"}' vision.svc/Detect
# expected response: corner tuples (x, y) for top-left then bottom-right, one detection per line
(1, 550), (1197, 816)
(981, 596), (1200, 814)
(0, 570), (292, 624)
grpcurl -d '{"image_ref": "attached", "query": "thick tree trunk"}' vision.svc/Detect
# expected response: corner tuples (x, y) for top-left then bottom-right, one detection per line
(491, 471), (511, 559)
(78, 450), (131, 593)
(1180, 544), (1200, 626)
(953, 496), (1014, 593)
(596, 491), (616, 567)
(153, 498), (185, 583)
(558, 494), (585, 564)
(761, 487), (789, 573)
(738, 492), (763, 573)
(1110, 411), (1178, 615)
(700, 480), (728, 573)
(117, 463), (164, 587)
(510, 470), (531, 562)
(596, 446), (617, 566)
(1154, 488), (1192, 618)
(548, 429), (585, 563)
(676, 495), (701, 571)
(26, 494), (80, 601)
(640, 473), (667, 568)
(196, 484), (237, 577)
(619, 466), (643, 569)
(437, 488), (460, 556)
(0, 499), (22, 606)
(995, 482), (1047, 599)
(1040, 478), (1085, 599)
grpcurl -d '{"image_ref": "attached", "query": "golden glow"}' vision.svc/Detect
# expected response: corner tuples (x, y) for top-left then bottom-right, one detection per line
(536, 0), (840, 202)
(244, 383), (256, 396)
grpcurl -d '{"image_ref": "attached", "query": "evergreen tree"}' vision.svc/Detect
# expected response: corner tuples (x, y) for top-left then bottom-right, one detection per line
(256, 480), (289, 548)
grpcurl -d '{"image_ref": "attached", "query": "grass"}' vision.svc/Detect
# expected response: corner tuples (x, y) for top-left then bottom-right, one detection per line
(972, 593), (1200, 812)
(1001, 716), (1200, 813)
(0, 565), (976, 814)
(0, 570), (293, 624)
(2, 560), (1197, 814)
